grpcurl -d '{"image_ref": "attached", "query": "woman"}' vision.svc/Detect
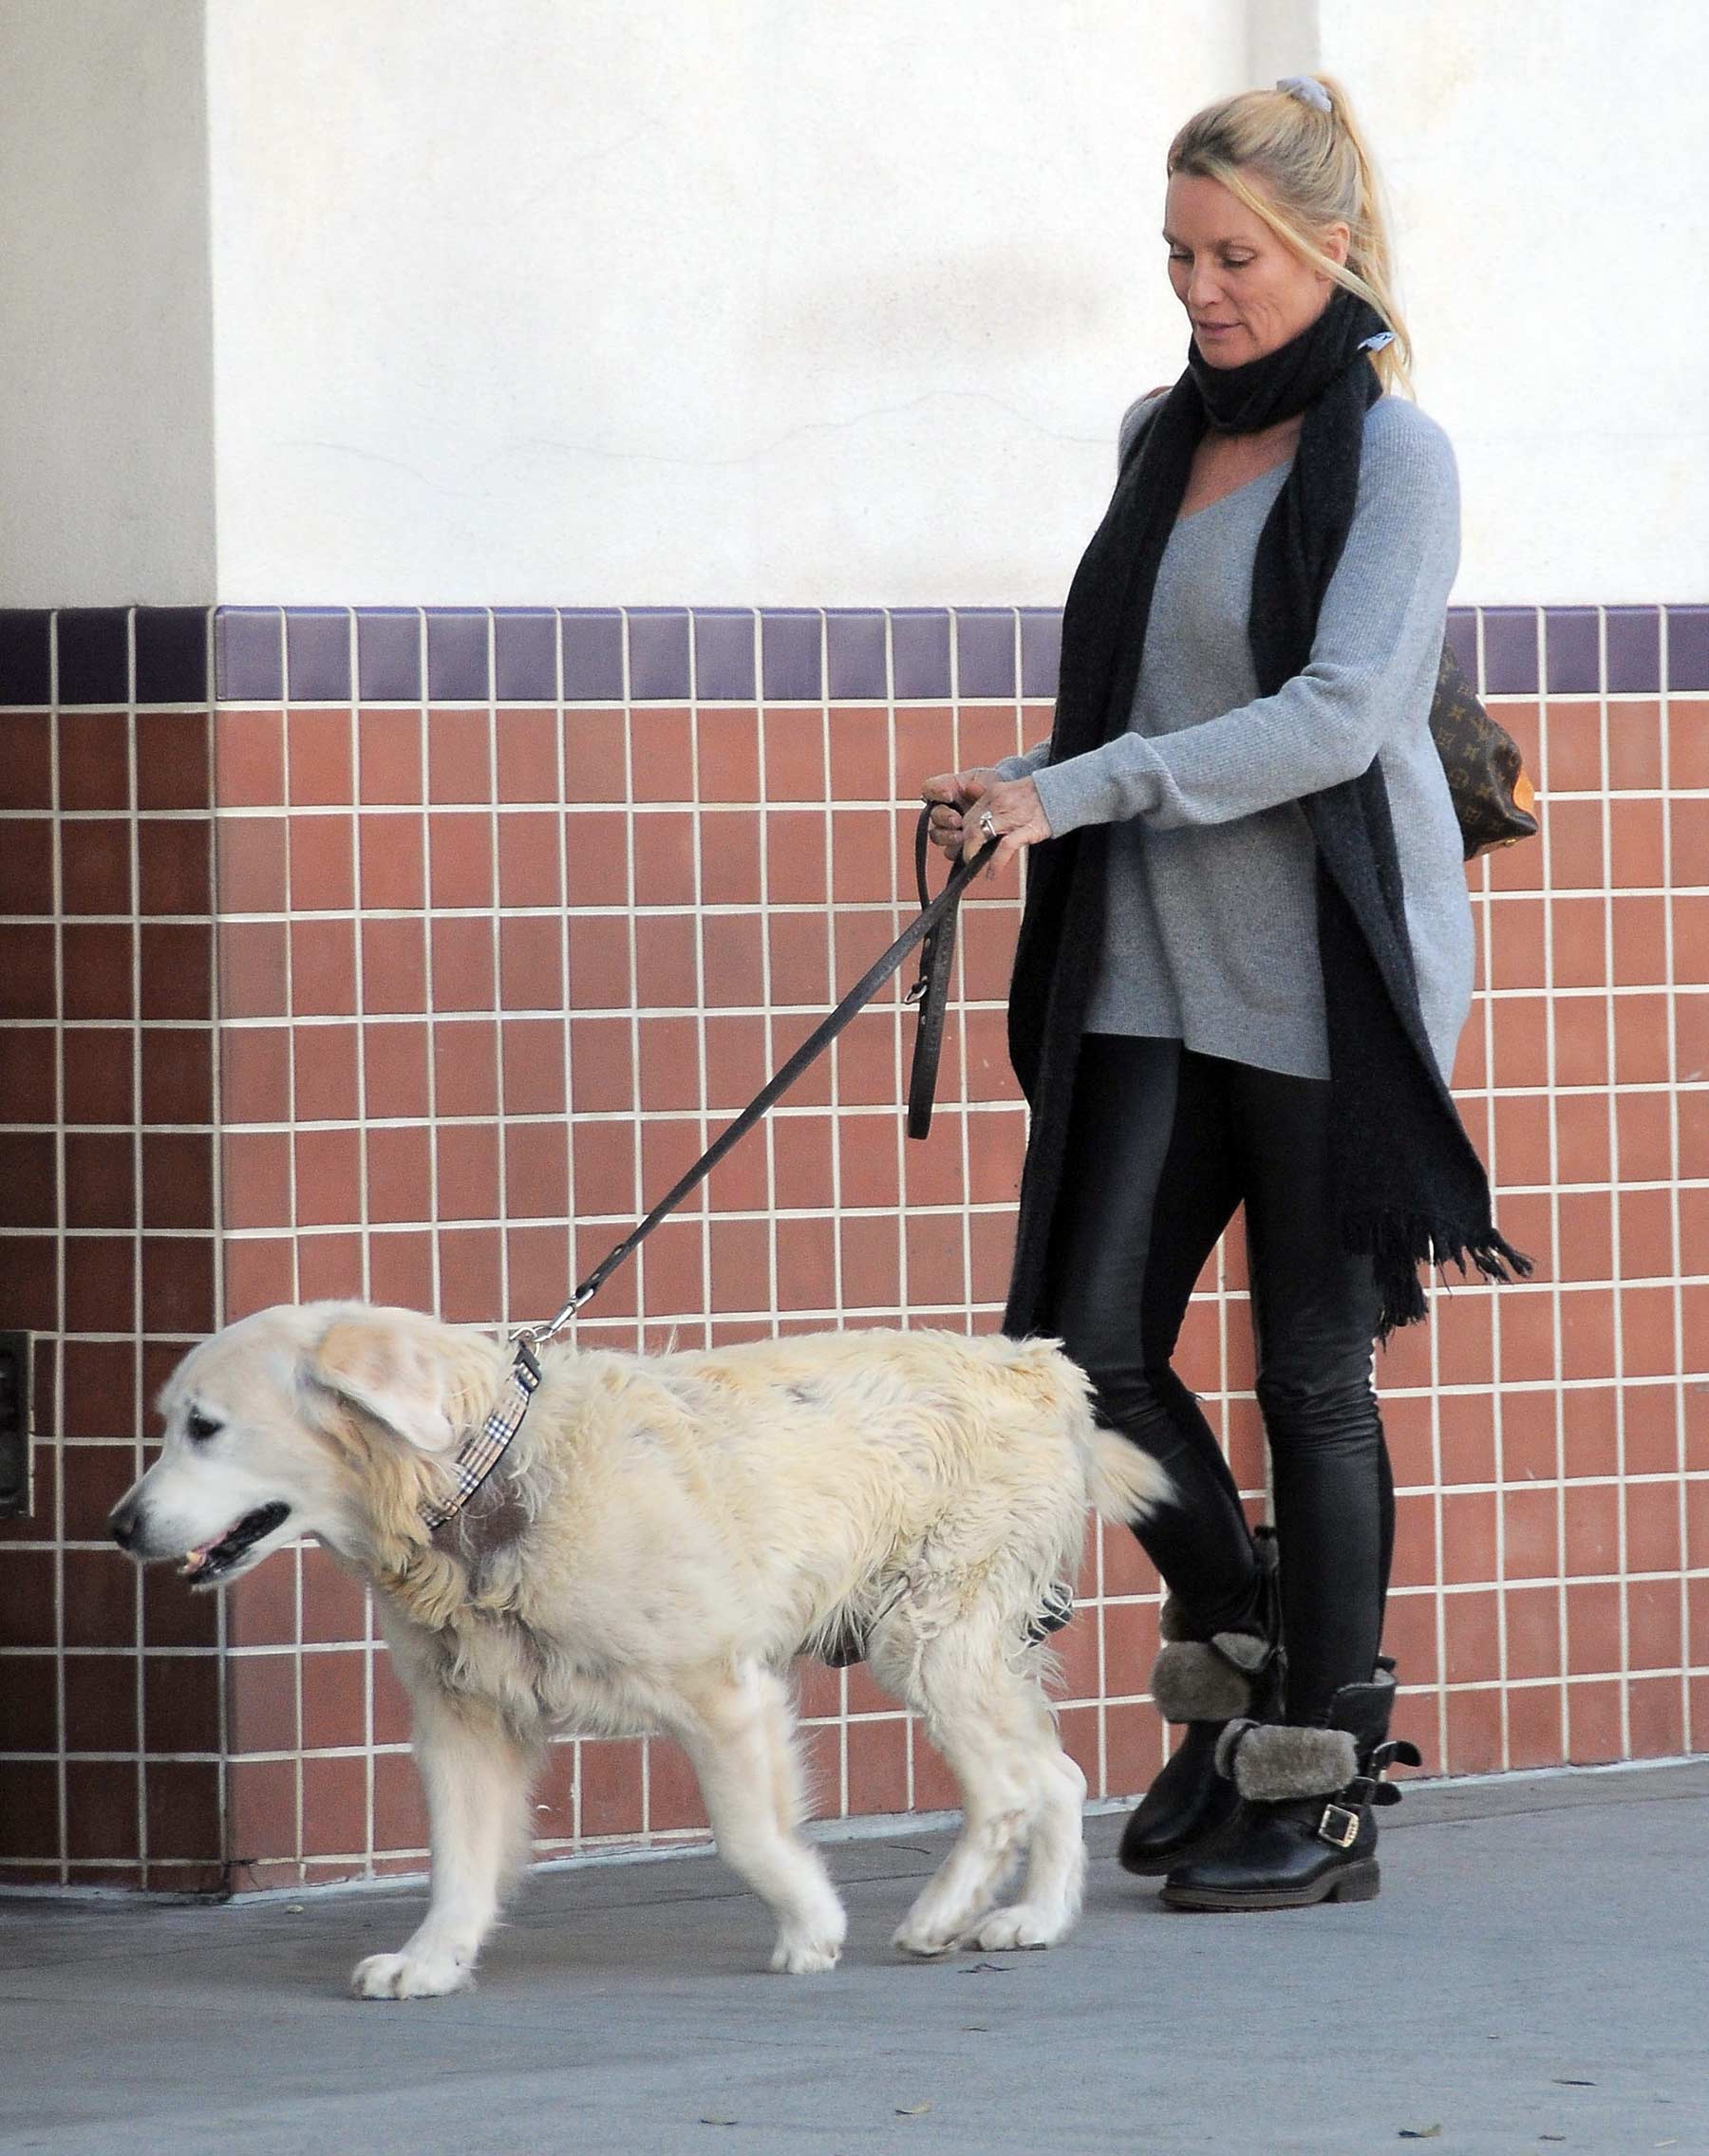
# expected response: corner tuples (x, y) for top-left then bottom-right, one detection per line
(921, 76), (1524, 1912)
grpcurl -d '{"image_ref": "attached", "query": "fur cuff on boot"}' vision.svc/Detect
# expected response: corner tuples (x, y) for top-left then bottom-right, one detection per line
(1151, 1640), (1256, 1723)
(1152, 1592), (1276, 1723)
(1214, 1719), (1359, 1802)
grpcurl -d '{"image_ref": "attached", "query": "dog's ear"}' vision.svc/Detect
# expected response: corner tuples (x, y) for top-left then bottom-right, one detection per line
(306, 1312), (462, 1453)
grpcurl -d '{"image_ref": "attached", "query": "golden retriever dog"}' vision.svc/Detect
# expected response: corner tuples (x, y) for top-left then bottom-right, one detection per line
(110, 1303), (1165, 1997)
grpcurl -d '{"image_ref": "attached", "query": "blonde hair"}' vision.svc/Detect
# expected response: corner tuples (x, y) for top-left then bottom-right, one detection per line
(1167, 74), (1413, 398)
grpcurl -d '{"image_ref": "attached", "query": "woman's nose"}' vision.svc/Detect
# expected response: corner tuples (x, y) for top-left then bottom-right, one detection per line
(1186, 265), (1223, 312)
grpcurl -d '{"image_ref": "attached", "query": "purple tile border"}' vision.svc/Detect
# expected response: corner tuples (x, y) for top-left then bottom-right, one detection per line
(627, 609), (690, 702)
(561, 611), (624, 703)
(890, 610), (951, 701)
(285, 609), (350, 703)
(1479, 606), (1538, 697)
(825, 611), (887, 701)
(761, 611), (822, 703)
(1606, 606), (1660, 696)
(56, 609), (129, 705)
(1444, 609), (1477, 683)
(1020, 610), (1063, 701)
(954, 610), (1016, 700)
(494, 610), (556, 702)
(692, 609), (755, 702)
(1545, 608), (1599, 697)
(0, 611), (52, 705)
(1669, 606), (1709, 693)
(426, 610), (490, 702)
(134, 609), (208, 705)
(216, 609), (284, 703)
(9, 604), (1703, 713)
(357, 610), (422, 702)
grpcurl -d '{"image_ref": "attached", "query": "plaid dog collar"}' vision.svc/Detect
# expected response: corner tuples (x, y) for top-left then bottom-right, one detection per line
(420, 1340), (542, 1534)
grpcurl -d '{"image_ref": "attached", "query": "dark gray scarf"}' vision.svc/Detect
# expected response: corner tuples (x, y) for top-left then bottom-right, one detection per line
(1005, 285), (1529, 1340)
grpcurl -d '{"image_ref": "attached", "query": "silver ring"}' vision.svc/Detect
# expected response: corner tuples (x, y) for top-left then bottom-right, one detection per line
(979, 812), (998, 841)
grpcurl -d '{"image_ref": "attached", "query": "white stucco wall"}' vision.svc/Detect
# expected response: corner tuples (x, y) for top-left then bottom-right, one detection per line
(0, 0), (215, 608)
(9, 2), (1704, 608)
(202, 0), (1245, 606)
(1317, 0), (1709, 611)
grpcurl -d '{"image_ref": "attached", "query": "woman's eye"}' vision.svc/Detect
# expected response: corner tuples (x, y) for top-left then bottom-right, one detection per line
(185, 1408), (223, 1443)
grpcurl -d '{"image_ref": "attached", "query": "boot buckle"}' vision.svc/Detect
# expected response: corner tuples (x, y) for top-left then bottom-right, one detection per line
(1317, 1801), (1361, 1848)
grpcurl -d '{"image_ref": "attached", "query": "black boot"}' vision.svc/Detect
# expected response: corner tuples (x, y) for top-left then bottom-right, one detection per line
(1117, 1528), (1283, 1876)
(1158, 1661), (1420, 1911)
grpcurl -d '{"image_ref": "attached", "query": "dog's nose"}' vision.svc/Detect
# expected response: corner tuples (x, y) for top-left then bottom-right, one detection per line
(108, 1497), (142, 1552)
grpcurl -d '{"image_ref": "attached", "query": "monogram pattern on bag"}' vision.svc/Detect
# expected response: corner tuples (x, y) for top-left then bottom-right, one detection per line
(1430, 637), (1541, 861)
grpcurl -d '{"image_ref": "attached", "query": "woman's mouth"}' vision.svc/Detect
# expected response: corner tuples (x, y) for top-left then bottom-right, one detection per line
(1195, 321), (1240, 340)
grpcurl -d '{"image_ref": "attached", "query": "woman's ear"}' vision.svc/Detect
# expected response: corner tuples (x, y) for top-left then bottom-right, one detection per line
(306, 1311), (461, 1453)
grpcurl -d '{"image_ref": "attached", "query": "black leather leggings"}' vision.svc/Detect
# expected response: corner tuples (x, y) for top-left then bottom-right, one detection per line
(1037, 1034), (1396, 1722)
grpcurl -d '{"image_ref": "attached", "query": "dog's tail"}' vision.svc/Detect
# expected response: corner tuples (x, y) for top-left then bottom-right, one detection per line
(1085, 1427), (1172, 1528)
(996, 1333), (1173, 1528)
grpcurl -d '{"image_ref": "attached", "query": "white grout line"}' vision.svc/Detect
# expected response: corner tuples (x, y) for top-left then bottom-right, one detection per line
(688, 641), (715, 1353)
(47, 609), (69, 1888)
(484, 612), (512, 1334)
(1526, 609), (1574, 1769)
(611, 619), (653, 1836)
(124, 613), (152, 1884)
(1595, 609), (1634, 1761)
(416, 617), (442, 1332)
(336, 616), (378, 1879)
(1659, 609), (1692, 1755)
(204, 611), (235, 1886)
(808, 626), (854, 1820)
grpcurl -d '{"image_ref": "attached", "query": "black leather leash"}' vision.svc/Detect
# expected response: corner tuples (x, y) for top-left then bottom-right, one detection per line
(905, 804), (966, 1141)
(520, 805), (998, 1345)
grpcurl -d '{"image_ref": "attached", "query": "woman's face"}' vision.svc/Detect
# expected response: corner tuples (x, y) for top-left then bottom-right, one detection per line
(1163, 169), (1350, 368)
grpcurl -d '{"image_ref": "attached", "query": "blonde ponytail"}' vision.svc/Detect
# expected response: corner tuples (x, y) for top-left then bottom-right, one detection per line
(1167, 74), (1414, 397)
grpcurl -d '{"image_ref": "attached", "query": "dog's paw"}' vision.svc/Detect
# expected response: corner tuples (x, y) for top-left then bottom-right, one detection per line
(770, 1932), (842, 1976)
(966, 1903), (1063, 1953)
(349, 1948), (473, 1999)
(891, 1917), (961, 1959)
(770, 1908), (846, 1975)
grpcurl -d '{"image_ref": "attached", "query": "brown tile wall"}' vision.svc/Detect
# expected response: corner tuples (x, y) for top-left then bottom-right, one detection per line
(2, 609), (1704, 1893)
(0, 696), (225, 1889)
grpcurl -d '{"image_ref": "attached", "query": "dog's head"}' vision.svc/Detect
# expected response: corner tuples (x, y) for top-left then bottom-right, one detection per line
(109, 1302), (504, 1586)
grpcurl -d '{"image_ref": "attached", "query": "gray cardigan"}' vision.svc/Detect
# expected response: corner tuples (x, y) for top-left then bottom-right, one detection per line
(992, 390), (1473, 1085)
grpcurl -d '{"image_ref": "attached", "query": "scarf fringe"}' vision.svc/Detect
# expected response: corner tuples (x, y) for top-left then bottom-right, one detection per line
(1343, 1210), (1536, 1343)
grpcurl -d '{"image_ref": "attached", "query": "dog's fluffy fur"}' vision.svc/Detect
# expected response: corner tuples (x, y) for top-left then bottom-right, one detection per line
(112, 1302), (1166, 1997)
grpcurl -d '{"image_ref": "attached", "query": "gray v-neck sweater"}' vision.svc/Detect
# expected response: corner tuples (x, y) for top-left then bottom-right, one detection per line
(993, 389), (1474, 1086)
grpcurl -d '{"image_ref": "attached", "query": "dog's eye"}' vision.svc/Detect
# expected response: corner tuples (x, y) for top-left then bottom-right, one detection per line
(184, 1408), (223, 1443)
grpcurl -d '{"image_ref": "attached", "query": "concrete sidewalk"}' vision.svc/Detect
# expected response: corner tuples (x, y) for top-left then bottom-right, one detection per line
(3, 1760), (1705, 2156)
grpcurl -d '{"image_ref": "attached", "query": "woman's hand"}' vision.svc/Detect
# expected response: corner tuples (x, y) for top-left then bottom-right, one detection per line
(919, 767), (991, 861)
(919, 768), (1051, 877)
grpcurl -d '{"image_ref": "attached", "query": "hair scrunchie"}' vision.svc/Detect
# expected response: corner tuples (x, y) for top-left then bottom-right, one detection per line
(1275, 73), (1332, 115)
